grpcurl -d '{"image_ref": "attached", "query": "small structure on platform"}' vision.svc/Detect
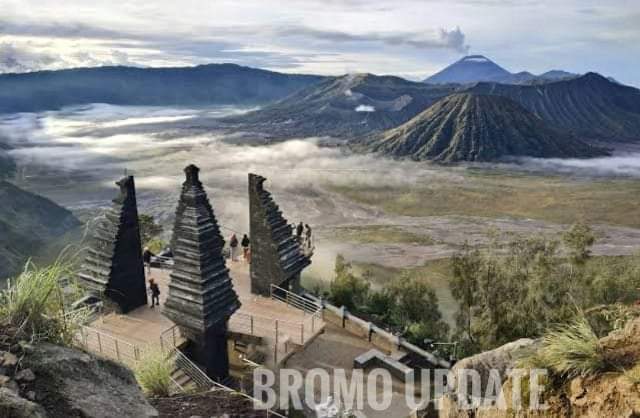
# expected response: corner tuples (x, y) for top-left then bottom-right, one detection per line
(77, 176), (147, 313)
(163, 165), (241, 382)
(249, 173), (311, 296)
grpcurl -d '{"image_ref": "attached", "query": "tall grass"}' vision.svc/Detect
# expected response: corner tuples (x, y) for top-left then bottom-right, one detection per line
(0, 254), (87, 345)
(134, 349), (174, 397)
(533, 316), (608, 378)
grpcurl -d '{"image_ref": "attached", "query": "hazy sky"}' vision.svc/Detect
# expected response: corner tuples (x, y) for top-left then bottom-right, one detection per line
(1, 0), (639, 85)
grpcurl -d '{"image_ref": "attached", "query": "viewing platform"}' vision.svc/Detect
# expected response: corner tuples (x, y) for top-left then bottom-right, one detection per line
(80, 261), (324, 368)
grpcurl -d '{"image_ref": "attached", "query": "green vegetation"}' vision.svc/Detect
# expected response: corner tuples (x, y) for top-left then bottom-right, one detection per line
(0, 256), (87, 346)
(329, 255), (371, 311)
(531, 316), (608, 378)
(331, 225), (434, 245)
(330, 171), (640, 228)
(134, 349), (174, 397)
(328, 255), (449, 345)
(139, 214), (165, 252)
(449, 223), (640, 356)
(563, 222), (596, 264)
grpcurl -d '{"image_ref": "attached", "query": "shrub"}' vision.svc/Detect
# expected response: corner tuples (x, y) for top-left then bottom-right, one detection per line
(146, 238), (167, 254)
(329, 256), (370, 311)
(534, 316), (608, 378)
(0, 257), (86, 345)
(134, 349), (173, 397)
(139, 214), (164, 247)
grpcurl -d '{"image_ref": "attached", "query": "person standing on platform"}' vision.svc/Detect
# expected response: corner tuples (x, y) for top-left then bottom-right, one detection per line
(143, 247), (154, 274)
(241, 234), (251, 262)
(149, 278), (160, 308)
(229, 234), (239, 262)
(305, 224), (313, 250)
(296, 222), (304, 243)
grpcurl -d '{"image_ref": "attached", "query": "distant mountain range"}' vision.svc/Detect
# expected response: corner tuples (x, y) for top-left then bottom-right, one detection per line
(469, 72), (640, 142)
(0, 58), (639, 163)
(223, 73), (458, 138)
(424, 55), (578, 85)
(0, 64), (324, 113)
(355, 93), (607, 162)
(0, 181), (80, 280)
(223, 69), (640, 148)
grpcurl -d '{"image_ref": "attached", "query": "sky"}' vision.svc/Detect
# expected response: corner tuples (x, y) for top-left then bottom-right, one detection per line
(0, 0), (639, 86)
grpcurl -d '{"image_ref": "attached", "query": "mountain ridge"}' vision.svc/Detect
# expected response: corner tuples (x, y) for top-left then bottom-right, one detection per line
(424, 55), (579, 85)
(354, 93), (608, 162)
(468, 72), (640, 141)
(0, 63), (325, 113)
(224, 73), (458, 138)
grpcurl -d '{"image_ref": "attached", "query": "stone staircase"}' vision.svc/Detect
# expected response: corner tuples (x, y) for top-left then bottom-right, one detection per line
(170, 367), (197, 393)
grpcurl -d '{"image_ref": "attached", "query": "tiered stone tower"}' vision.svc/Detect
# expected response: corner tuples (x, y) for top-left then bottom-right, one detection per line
(77, 176), (147, 313)
(163, 165), (240, 381)
(249, 173), (311, 296)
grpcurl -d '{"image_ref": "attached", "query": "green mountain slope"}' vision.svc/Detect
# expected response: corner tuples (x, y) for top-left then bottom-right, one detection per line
(0, 182), (80, 280)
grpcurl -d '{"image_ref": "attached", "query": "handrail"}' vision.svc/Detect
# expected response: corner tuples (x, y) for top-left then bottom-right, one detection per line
(159, 324), (182, 351)
(171, 348), (286, 417)
(231, 312), (307, 345)
(169, 376), (185, 393)
(270, 284), (321, 314)
(78, 325), (142, 363)
(78, 325), (285, 416)
(233, 311), (306, 330)
(171, 348), (216, 390)
(301, 291), (452, 369)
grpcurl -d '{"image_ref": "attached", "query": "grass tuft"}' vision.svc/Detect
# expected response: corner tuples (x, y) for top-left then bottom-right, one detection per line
(134, 349), (174, 397)
(534, 316), (608, 378)
(0, 255), (86, 345)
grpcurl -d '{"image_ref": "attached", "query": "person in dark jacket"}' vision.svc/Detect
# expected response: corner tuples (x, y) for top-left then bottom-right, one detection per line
(149, 278), (160, 307)
(241, 234), (251, 261)
(143, 247), (154, 274)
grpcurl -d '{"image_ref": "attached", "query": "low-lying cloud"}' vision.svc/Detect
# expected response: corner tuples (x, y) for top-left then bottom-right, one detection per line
(0, 104), (460, 232)
(0, 42), (59, 73)
(3, 103), (640, 283)
(509, 154), (640, 177)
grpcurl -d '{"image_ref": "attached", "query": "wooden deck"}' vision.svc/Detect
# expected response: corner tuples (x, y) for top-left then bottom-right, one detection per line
(83, 261), (324, 366)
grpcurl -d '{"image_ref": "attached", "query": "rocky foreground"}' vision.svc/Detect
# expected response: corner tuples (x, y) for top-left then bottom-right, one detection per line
(434, 317), (640, 418)
(0, 324), (156, 418)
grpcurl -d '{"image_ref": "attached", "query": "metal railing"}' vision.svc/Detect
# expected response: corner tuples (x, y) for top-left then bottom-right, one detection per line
(302, 291), (452, 369)
(231, 312), (307, 344)
(75, 316), (285, 416)
(170, 347), (216, 390)
(159, 324), (182, 352)
(170, 348), (285, 417)
(77, 325), (142, 366)
(270, 284), (321, 314)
